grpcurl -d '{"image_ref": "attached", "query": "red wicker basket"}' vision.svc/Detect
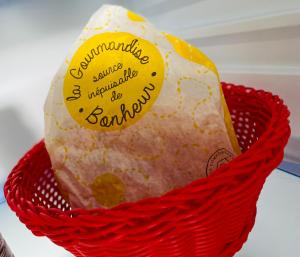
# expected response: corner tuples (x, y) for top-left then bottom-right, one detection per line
(4, 83), (290, 257)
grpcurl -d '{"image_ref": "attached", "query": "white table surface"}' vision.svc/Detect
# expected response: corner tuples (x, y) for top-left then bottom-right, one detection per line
(1, 169), (300, 257)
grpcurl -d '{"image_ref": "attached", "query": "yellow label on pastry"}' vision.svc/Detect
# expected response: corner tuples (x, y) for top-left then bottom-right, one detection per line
(220, 90), (241, 154)
(91, 173), (125, 208)
(64, 32), (164, 131)
(127, 10), (145, 22)
(164, 33), (219, 78)
(165, 32), (240, 154)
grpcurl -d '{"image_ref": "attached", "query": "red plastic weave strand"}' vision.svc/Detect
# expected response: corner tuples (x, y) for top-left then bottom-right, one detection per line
(4, 83), (290, 257)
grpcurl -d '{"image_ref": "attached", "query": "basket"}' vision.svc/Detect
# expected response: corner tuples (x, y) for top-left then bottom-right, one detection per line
(4, 83), (290, 257)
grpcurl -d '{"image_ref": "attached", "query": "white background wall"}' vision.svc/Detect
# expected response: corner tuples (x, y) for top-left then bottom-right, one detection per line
(0, 0), (299, 173)
(1, 0), (299, 136)
(126, 0), (300, 141)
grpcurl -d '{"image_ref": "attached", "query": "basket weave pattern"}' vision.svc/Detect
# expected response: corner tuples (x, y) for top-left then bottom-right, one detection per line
(5, 83), (290, 257)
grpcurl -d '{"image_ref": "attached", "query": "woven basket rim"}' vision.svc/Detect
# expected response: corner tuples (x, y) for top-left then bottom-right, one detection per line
(4, 82), (291, 220)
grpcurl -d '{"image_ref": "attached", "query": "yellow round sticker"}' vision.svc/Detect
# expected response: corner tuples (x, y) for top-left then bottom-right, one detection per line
(64, 32), (164, 131)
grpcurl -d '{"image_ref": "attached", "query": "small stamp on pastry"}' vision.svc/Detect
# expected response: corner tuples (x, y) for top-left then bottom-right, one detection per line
(206, 148), (234, 176)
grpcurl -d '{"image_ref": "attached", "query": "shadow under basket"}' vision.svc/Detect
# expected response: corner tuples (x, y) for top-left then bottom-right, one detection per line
(5, 83), (290, 257)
